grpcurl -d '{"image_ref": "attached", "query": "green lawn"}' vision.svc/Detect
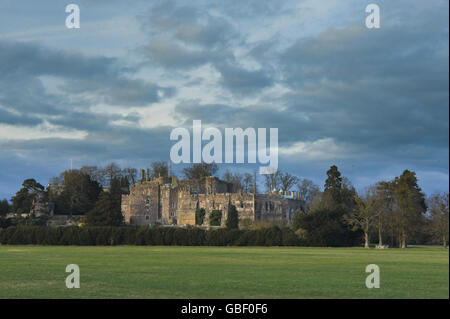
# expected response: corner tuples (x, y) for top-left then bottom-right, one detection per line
(0, 245), (448, 298)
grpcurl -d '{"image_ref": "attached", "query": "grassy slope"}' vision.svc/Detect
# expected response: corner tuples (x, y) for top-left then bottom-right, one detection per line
(0, 246), (448, 299)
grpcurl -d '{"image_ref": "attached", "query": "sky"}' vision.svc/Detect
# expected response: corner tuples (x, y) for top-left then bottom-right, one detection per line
(0, 0), (448, 199)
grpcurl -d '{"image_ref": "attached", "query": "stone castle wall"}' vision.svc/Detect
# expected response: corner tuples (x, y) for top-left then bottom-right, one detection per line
(121, 175), (304, 226)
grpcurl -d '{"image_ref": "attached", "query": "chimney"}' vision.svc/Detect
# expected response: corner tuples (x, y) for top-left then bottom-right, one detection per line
(146, 168), (150, 181)
(140, 169), (145, 182)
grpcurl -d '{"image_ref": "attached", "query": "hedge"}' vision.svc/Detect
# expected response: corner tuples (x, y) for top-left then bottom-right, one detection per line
(0, 225), (303, 246)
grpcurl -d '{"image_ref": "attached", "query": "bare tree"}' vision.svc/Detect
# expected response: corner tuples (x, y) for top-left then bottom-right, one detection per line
(373, 181), (395, 247)
(264, 171), (280, 193)
(242, 173), (254, 193)
(183, 163), (218, 180)
(297, 179), (320, 211)
(122, 168), (137, 185)
(150, 161), (168, 179)
(279, 172), (299, 193)
(222, 170), (243, 192)
(102, 163), (122, 186)
(344, 187), (377, 248)
(80, 166), (105, 185)
(428, 192), (449, 248)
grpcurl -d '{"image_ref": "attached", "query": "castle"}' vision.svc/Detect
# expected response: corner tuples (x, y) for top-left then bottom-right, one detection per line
(121, 169), (305, 227)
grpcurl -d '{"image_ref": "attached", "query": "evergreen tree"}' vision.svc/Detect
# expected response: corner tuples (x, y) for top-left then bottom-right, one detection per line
(85, 191), (123, 226)
(324, 165), (343, 204)
(226, 205), (239, 229)
(0, 199), (9, 216)
(393, 170), (427, 248)
(209, 210), (222, 226)
(55, 170), (102, 215)
(195, 208), (206, 225)
(11, 179), (45, 215)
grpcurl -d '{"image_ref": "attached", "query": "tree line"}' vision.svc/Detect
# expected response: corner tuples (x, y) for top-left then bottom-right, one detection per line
(0, 162), (448, 248)
(291, 166), (448, 248)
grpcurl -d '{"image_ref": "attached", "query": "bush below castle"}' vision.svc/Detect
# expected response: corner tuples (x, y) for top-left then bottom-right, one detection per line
(0, 225), (303, 246)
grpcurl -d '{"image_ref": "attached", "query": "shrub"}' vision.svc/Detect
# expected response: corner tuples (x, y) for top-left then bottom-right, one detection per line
(0, 225), (311, 246)
(226, 205), (239, 229)
(195, 208), (206, 225)
(209, 210), (222, 226)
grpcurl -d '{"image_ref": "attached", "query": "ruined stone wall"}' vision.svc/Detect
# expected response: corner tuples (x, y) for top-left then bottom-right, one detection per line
(121, 175), (304, 226)
(254, 194), (304, 222)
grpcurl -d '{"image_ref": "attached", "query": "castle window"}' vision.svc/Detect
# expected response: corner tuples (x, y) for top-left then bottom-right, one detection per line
(240, 201), (244, 208)
(146, 216), (149, 220)
(145, 197), (150, 205)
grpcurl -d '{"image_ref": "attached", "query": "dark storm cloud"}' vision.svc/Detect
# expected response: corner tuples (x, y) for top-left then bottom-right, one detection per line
(145, 1), (236, 49)
(173, 101), (309, 145)
(215, 62), (274, 95)
(173, 1), (449, 176)
(139, 1), (274, 95)
(0, 107), (42, 126)
(0, 124), (173, 163)
(143, 36), (213, 70)
(0, 0), (448, 199)
(278, 19), (448, 152)
(0, 40), (175, 111)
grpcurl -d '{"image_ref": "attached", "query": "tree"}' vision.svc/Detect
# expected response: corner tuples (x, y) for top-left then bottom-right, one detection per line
(183, 163), (218, 180)
(85, 191), (123, 226)
(150, 161), (168, 179)
(344, 188), (377, 248)
(222, 170), (243, 192)
(373, 181), (395, 246)
(80, 166), (105, 185)
(102, 162), (122, 186)
(279, 172), (299, 193)
(85, 177), (124, 226)
(292, 209), (304, 231)
(296, 165), (359, 246)
(122, 168), (138, 185)
(324, 165), (343, 203)
(57, 170), (102, 216)
(296, 179), (320, 212)
(320, 166), (356, 214)
(11, 179), (45, 215)
(242, 173), (254, 193)
(226, 205), (239, 229)
(209, 210), (222, 226)
(294, 207), (359, 246)
(393, 170), (427, 248)
(0, 199), (9, 216)
(195, 208), (206, 225)
(264, 171), (280, 193)
(428, 192), (449, 248)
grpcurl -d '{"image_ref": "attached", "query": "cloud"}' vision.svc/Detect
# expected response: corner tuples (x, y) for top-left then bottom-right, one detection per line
(0, 0), (448, 199)
(0, 40), (175, 112)
(215, 62), (274, 94)
(138, 1), (275, 96)
(279, 138), (354, 161)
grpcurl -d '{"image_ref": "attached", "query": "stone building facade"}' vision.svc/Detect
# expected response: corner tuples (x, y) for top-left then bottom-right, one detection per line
(121, 170), (304, 226)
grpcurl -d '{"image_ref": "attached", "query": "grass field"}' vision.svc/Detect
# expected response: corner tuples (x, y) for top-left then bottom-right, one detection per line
(0, 245), (448, 298)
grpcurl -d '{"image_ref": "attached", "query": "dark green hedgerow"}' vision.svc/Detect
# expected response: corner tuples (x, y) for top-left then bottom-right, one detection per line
(0, 225), (303, 246)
